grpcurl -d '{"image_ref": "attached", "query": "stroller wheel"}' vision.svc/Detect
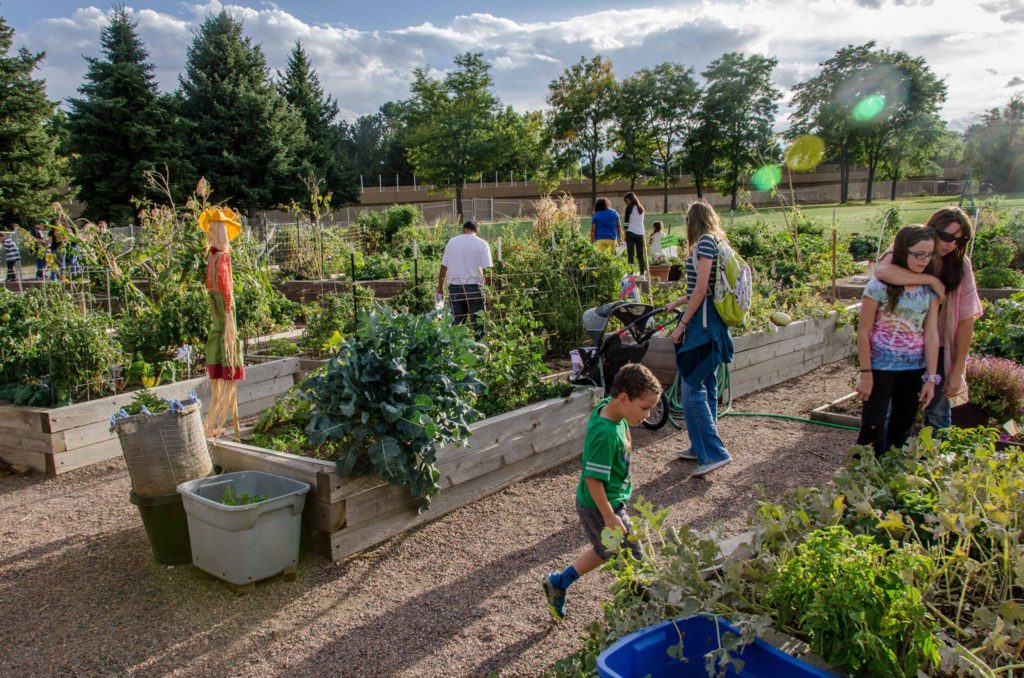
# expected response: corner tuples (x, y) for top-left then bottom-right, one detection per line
(641, 392), (670, 430)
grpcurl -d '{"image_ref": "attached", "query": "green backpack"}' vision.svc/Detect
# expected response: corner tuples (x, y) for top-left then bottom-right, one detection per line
(690, 238), (753, 327)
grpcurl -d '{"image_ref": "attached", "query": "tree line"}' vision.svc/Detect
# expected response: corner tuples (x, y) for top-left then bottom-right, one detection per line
(0, 8), (1020, 227)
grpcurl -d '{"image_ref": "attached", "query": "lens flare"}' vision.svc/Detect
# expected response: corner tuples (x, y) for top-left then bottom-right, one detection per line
(852, 94), (887, 122)
(751, 164), (782, 191)
(785, 134), (826, 172)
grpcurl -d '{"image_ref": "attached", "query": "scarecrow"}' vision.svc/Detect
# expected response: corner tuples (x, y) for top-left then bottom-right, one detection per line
(198, 207), (244, 439)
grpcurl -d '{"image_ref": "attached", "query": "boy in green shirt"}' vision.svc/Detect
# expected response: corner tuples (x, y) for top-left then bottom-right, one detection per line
(542, 363), (662, 621)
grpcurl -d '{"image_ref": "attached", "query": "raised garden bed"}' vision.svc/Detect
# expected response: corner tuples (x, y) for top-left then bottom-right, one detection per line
(836, 274), (1020, 301)
(274, 279), (407, 304)
(810, 391), (861, 427)
(0, 357), (301, 475)
(208, 387), (599, 562)
(642, 315), (854, 398)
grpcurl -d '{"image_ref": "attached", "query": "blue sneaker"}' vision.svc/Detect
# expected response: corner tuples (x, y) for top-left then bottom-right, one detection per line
(542, 572), (567, 620)
(692, 457), (732, 478)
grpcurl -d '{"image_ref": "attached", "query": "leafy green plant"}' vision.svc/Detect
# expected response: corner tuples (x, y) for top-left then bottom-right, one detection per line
(848, 233), (877, 260)
(298, 288), (374, 357)
(356, 252), (409, 280)
(0, 288), (124, 405)
(765, 526), (938, 676)
(259, 338), (300, 357)
(474, 287), (569, 417)
(120, 388), (170, 416)
(219, 486), (266, 505)
(300, 307), (483, 507)
(976, 266), (1024, 289)
(974, 293), (1024, 363)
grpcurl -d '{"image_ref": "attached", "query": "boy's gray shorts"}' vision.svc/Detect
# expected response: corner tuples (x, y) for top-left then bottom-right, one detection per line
(577, 502), (643, 561)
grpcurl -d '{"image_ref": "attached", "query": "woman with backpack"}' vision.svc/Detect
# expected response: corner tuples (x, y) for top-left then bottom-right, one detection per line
(664, 201), (734, 478)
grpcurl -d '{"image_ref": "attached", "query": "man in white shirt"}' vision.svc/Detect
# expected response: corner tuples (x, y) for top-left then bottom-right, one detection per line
(437, 220), (493, 336)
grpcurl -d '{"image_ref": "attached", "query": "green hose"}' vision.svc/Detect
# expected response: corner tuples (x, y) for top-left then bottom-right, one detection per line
(664, 362), (861, 432)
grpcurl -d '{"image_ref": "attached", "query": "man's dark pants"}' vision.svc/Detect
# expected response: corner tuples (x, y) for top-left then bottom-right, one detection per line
(449, 283), (486, 337)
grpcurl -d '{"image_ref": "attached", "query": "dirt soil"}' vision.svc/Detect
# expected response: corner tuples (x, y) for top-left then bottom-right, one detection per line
(0, 361), (858, 678)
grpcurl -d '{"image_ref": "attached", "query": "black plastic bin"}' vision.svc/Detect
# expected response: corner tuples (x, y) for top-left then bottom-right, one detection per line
(130, 490), (192, 565)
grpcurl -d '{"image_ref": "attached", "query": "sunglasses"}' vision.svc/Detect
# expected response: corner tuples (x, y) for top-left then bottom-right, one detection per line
(908, 250), (938, 261)
(937, 230), (969, 246)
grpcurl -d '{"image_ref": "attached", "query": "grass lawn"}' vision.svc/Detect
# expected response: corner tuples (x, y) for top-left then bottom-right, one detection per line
(474, 193), (1024, 242)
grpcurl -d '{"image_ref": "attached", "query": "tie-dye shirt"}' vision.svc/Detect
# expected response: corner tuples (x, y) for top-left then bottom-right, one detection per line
(863, 278), (937, 371)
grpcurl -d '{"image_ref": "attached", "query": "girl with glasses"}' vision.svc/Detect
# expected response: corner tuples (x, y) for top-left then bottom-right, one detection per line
(873, 207), (982, 430)
(857, 226), (941, 455)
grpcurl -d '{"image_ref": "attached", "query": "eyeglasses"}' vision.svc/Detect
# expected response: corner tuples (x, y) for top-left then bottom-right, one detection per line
(908, 250), (938, 261)
(937, 230), (969, 246)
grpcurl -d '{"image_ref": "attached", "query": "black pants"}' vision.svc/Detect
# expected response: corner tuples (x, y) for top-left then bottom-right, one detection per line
(625, 232), (646, 274)
(857, 368), (924, 456)
(5, 260), (18, 281)
(449, 284), (486, 337)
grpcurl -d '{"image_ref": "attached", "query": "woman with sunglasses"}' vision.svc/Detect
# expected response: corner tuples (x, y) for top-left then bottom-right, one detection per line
(856, 226), (940, 455)
(873, 207), (982, 430)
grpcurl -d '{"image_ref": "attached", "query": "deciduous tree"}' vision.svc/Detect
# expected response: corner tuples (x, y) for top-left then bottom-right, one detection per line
(404, 52), (500, 218)
(546, 55), (618, 210)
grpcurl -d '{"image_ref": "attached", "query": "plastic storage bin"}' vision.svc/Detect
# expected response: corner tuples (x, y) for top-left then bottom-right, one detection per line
(177, 471), (310, 585)
(130, 490), (192, 565)
(598, 615), (835, 678)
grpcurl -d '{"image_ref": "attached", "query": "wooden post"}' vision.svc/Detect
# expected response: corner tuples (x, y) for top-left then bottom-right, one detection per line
(831, 227), (838, 300)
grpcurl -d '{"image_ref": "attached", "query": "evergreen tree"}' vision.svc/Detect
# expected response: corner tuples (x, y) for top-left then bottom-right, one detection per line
(178, 10), (306, 213)
(278, 41), (357, 205)
(67, 7), (179, 224)
(0, 16), (66, 225)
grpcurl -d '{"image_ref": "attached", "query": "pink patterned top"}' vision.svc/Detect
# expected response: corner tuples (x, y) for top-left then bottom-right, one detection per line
(942, 257), (983, 375)
(874, 251), (984, 376)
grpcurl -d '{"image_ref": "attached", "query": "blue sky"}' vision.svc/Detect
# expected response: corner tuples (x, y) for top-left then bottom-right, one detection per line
(8, 1), (1024, 128)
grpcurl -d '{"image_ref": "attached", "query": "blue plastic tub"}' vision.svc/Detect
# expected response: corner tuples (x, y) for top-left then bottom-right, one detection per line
(597, 615), (836, 678)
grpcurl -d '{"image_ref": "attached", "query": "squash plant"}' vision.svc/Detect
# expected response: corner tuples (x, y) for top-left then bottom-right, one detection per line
(301, 307), (483, 508)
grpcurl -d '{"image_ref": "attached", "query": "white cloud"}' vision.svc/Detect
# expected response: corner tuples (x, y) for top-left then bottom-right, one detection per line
(15, 0), (1023, 127)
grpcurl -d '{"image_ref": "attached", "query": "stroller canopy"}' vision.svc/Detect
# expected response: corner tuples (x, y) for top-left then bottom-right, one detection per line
(582, 302), (655, 346)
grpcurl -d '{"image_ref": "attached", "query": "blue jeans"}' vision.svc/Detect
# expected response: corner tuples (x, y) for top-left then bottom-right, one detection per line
(924, 348), (952, 429)
(680, 367), (731, 464)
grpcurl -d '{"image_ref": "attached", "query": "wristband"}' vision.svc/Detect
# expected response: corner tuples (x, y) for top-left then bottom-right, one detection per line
(922, 373), (942, 385)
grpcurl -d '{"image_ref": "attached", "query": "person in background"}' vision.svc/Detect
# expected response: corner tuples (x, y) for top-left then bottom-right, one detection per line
(96, 220), (108, 234)
(47, 224), (64, 280)
(590, 198), (621, 255)
(3, 229), (21, 282)
(29, 222), (47, 279)
(649, 221), (665, 259)
(622, 192), (646, 275)
(437, 219), (493, 337)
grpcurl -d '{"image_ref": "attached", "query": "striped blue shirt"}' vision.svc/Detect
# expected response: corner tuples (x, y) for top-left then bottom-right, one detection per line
(686, 234), (718, 295)
(3, 236), (20, 262)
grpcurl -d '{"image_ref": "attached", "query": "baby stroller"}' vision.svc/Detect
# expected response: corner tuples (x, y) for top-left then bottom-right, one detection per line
(568, 301), (672, 430)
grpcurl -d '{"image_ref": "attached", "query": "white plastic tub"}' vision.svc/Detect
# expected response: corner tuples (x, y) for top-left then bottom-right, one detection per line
(177, 471), (310, 585)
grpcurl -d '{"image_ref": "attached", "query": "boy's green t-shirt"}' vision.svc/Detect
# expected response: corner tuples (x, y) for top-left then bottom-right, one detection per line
(576, 397), (633, 510)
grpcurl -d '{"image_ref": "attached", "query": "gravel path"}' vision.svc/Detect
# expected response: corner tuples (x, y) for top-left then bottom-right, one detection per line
(0, 361), (859, 677)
